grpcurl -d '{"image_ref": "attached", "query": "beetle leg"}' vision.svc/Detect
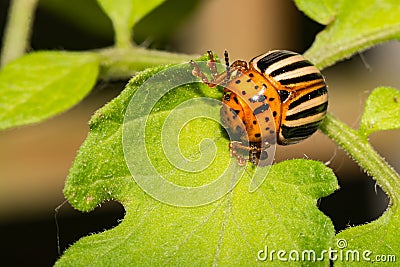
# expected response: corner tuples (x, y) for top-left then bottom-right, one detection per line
(229, 141), (251, 166)
(229, 141), (270, 166)
(207, 50), (219, 80)
(250, 143), (258, 165)
(191, 50), (244, 87)
(190, 60), (214, 86)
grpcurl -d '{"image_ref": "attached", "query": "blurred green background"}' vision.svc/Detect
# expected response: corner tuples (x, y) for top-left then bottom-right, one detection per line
(1, 0), (399, 265)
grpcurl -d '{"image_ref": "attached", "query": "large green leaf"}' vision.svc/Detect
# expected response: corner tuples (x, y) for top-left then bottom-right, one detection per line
(359, 87), (400, 137)
(0, 51), (99, 130)
(56, 64), (338, 265)
(58, 160), (337, 266)
(296, 0), (400, 69)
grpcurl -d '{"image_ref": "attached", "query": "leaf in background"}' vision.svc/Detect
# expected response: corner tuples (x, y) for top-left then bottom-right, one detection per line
(39, 0), (114, 41)
(56, 63), (337, 265)
(359, 87), (400, 137)
(296, 0), (400, 70)
(97, 0), (165, 46)
(294, 0), (340, 25)
(0, 51), (99, 130)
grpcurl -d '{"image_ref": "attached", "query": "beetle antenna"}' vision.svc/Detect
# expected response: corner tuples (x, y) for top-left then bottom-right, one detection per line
(224, 50), (231, 81)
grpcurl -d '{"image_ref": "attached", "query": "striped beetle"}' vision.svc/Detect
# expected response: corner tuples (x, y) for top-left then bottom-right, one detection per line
(190, 50), (328, 166)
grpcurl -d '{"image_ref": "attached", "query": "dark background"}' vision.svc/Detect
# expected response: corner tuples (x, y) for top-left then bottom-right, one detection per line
(1, 0), (398, 266)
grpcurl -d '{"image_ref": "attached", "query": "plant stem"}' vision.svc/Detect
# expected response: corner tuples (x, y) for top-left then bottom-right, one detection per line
(114, 23), (134, 49)
(96, 47), (198, 80)
(1, 0), (38, 67)
(320, 112), (400, 204)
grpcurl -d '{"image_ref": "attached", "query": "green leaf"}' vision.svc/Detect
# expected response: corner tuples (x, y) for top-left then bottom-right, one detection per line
(359, 87), (400, 137)
(294, 0), (340, 25)
(57, 64), (338, 265)
(0, 51), (99, 130)
(335, 206), (399, 266)
(59, 158), (337, 266)
(300, 0), (400, 69)
(97, 0), (165, 47)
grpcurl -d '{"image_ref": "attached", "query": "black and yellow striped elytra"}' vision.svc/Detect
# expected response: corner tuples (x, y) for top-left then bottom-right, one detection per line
(250, 50), (328, 145)
(190, 50), (328, 166)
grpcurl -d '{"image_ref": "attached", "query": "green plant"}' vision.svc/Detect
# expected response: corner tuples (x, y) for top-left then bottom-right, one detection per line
(1, 0), (399, 266)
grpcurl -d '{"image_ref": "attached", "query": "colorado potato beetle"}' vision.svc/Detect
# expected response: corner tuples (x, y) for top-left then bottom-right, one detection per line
(190, 50), (328, 166)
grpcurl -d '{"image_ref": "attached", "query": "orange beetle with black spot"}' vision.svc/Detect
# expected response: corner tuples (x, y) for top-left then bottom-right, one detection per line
(191, 50), (328, 166)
